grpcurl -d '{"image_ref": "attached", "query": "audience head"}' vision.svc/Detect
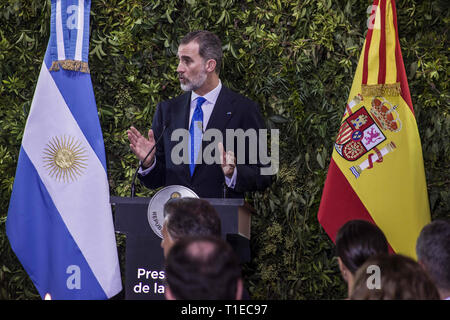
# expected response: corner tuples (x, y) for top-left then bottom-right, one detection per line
(416, 219), (450, 300)
(164, 235), (243, 300)
(161, 197), (221, 257)
(350, 253), (440, 300)
(335, 219), (389, 296)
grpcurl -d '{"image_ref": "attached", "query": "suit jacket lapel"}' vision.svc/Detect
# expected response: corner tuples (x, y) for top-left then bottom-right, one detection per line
(171, 92), (192, 180)
(191, 86), (236, 179)
(205, 86), (237, 132)
(172, 91), (191, 130)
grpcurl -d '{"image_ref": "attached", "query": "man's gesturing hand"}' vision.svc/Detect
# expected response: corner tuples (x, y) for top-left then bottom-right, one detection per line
(127, 126), (156, 168)
(218, 142), (236, 178)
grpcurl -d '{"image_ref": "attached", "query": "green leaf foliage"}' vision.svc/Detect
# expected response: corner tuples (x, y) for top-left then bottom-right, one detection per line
(0, 0), (448, 299)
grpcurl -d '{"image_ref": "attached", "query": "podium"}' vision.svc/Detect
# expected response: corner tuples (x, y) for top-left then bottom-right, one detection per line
(111, 196), (254, 300)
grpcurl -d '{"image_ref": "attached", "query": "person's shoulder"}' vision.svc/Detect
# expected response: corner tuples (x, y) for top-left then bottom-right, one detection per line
(164, 91), (190, 105)
(221, 86), (259, 108)
(157, 91), (190, 110)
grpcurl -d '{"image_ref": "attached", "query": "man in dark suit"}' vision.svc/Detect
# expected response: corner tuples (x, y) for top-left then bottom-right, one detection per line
(127, 31), (272, 198)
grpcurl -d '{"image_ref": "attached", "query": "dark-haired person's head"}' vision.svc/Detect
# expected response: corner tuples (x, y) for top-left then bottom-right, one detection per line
(161, 197), (221, 257)
(164, 236), (243, 300)
(416, 219), (450, 300)
(350, 253), (440, 300)
(335, 219), (389, 297)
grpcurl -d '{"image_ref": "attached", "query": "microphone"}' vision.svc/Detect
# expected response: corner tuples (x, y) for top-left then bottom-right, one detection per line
(130, 121), (169, 198)
(222, 182), (227, 199)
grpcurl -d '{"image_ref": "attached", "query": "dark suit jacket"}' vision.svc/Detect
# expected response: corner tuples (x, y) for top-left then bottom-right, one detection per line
(138, 86), (272, 198)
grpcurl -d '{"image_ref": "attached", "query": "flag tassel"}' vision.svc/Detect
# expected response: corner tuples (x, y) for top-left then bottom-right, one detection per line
(361, 83), (401, 96)
(49, 60), (90, 74)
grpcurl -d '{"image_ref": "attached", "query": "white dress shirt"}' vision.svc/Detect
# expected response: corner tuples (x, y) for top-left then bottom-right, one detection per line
(139, 80), (237, 189)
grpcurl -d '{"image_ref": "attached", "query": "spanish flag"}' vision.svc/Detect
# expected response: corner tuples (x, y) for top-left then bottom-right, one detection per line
(318, 0), (430, 259)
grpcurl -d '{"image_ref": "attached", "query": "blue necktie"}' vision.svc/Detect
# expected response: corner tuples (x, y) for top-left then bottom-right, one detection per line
(189, 97), (206, 176)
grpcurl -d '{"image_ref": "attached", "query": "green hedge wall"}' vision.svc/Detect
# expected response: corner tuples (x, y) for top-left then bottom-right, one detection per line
(0, 0), (448, 300)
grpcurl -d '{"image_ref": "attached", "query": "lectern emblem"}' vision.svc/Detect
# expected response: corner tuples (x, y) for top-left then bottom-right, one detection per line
(170, 192), (181, 199)
(147, 185), (199, 238)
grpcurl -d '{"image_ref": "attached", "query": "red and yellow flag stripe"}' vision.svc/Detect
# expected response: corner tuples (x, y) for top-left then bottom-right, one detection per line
(318, 0), (430, 259)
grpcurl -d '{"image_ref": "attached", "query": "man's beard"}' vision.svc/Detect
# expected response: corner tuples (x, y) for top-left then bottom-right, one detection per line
(179, 69), (207, 92)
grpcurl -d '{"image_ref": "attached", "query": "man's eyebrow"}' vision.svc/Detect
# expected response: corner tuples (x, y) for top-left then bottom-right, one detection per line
(177, 53), (193, 61)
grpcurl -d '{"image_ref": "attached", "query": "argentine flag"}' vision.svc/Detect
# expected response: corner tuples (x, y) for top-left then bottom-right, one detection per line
(6, 0), (122, 299)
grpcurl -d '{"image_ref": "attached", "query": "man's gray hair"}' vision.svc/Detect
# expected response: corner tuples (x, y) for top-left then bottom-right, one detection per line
(180, 31), (223, 74)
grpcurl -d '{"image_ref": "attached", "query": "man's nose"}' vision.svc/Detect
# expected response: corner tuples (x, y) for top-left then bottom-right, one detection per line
(176, 61), (184, 73)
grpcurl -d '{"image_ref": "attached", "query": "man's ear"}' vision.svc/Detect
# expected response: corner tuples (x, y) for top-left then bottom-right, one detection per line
(236, 278), (244, 300)
(165, 285), (176, 300)
(205, 59), (217, 73)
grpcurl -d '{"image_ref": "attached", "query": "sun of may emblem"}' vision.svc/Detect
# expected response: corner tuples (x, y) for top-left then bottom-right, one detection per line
(43, 136), (88, 183)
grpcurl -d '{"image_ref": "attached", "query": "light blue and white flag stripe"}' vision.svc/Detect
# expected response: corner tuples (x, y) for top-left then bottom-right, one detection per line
(50, 0), (90, 64)
(6, 0), (122, 299)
